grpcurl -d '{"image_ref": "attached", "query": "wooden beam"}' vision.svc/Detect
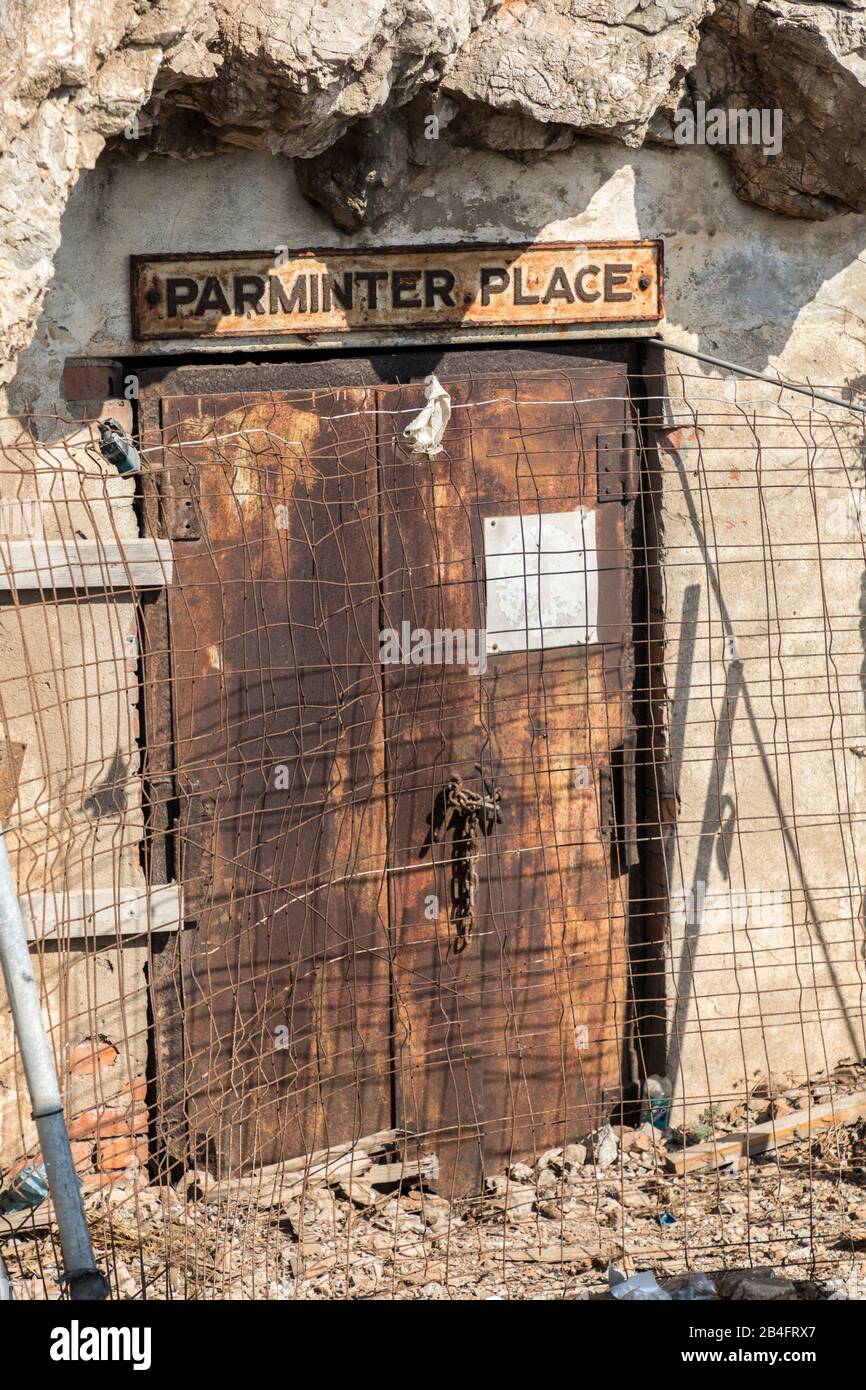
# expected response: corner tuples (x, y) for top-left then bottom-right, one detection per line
(198, 1130), (402, 1205)
(0, 539), (173, 591)
(665, 1090), (866, 1174)
(366, 1155), (439, 1185)
(20, 885), (183, 942)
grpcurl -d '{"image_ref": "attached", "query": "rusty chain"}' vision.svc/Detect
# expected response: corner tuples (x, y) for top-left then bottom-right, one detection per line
(431, 766), (503, 951)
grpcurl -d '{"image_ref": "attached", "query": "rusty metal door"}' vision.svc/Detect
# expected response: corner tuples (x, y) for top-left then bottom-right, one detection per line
(140, 347), (638, 1191)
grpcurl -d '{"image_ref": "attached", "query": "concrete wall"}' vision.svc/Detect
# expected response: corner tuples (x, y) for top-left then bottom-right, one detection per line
(3, 135), (866, 1154)
(0, 404), (151, 1179)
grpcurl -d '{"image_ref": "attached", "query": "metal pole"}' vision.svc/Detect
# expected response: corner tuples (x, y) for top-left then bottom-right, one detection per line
(646, 336), (866, 419)
(0, 1247), (12, 1300)
(0, 827), (107, 1299)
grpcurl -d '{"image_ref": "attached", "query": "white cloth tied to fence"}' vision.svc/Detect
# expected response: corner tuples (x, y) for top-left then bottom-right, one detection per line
(402, 374), (452, 457)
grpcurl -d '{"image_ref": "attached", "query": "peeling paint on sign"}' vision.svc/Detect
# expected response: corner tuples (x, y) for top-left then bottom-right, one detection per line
(131, 242), (663, 339)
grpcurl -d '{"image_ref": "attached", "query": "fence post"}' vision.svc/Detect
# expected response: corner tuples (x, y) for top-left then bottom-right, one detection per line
(0, 826), (108, 1300)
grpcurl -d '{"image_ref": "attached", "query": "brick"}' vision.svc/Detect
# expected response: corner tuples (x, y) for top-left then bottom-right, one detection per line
(81, 1171), (114, 1191)
(93, 1111), (132, 1140)
(99, 1142), (148, 1174)
(70, 1140), (94, 1171)
(68, 1096), (150, 1146)
(68, 1038), (119, 1076)
(121, 1075), (147, 1104)
(96, 1137), (136, 1170)
(67, 1109), (101, 1141)
(61, 358), (121, 402)
(94, 1103), (148, 1139)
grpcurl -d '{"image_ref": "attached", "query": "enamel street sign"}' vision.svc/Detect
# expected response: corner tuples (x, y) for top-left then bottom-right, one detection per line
(131, 241), (663, 340)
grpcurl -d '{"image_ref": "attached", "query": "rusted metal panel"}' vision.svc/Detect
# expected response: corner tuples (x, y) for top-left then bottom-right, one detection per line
(172, 387), (391, 1170)
(131, 242), (663, 340)
(140, 346), (638, 1191)
(378, 352), (635, 1185)
(141, 378), (394, 1171)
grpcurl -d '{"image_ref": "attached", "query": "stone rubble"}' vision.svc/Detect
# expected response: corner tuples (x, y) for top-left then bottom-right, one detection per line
(4, 1057), (866, 1300)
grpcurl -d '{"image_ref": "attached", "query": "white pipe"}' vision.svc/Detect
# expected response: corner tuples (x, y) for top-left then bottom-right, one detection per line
(0, 827), (107, 1299)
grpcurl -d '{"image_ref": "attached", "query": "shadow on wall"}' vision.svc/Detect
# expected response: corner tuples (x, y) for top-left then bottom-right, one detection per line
(6, 133), (866, 418)
(658, 432), (866, 1093)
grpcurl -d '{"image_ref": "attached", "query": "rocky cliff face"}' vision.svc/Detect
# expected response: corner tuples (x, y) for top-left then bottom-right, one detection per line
(692, 0), (866, 221)
(3, 0), (866, 387)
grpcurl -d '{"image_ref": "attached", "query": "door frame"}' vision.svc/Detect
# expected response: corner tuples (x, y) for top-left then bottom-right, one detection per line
(135, 341), (655, 1178)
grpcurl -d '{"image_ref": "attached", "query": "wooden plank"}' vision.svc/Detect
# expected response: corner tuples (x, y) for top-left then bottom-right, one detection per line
(207, 1154), (438, 1206)
(259, 1128), (399, 1178)
(379, 376), (488, 1196)
(0, 539), (173, 591)
(665, 1090), (866, 1174)
(187, 1129), (401, 1202)
(366, 1155), (439, 1185)
(471, 366), (633, 1173)
(19, 885), (183, 941)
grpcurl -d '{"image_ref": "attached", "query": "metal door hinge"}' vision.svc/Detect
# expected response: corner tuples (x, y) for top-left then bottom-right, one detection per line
(177, 776), (215, 917)
(599, 739), (639, 875)
(597, 427), (638, 504)
(161, 464), (201, 540)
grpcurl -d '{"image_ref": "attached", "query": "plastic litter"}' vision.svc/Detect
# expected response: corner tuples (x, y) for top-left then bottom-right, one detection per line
(98, 417), (142, 476)
(0, 1159), (49, 1213)
(641, 1074), (673, 1131)
(403, 375), (452, 457)
(609, 1265), (672, 1301)
(658, 1210), (677, 1228)
(667, 1273), (718, 1301)
(609, 1263), (718, 1302)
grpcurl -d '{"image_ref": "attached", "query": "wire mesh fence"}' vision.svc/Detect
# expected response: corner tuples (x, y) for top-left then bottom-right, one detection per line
(0, 352), (865, 1300)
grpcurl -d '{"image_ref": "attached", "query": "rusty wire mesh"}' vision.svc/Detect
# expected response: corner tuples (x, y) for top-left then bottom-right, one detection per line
(0, 357), (865, 1301)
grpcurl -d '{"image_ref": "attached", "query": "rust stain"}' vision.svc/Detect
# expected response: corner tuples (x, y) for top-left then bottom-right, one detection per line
(225, 401), (322, 500)
(132, 241), (663, 339)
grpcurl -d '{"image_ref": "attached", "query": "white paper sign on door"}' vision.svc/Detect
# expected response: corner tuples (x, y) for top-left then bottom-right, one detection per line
(484, 508), (598, 655)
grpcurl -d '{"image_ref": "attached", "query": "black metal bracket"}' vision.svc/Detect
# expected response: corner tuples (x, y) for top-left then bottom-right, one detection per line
(597, 427), (638, 503)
